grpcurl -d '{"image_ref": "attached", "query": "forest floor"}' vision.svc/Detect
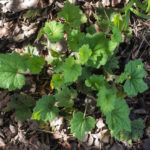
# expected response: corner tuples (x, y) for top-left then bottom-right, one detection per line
(0, 0), (150, 150)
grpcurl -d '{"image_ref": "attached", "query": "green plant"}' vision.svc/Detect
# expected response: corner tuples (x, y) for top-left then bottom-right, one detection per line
(32, 95), (59, 122)
(1, 1), (148, 144)
(116, 59), (148, 97)
(4, 94), (35, 121)
(70, 112), (96, 140)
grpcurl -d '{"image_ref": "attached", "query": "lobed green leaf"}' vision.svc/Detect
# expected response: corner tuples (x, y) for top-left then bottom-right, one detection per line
(55, 87), (77, 107)
(32, 95), (59, 122)
(79, 44), (92, 65)
(44, 20), (64, 42)
(123, 59), (148, 97)
(106, 98), (131, 133)
(70, 112), (95, 140)
(85, 74), (106, 90)
(0, 52), (27, 91)
(62, 57), (82, 83)
(97, 86), (116, 115)
(67, 30), (85, 51)
(27, 55), (45, 74)
(58, 1), (87, 28)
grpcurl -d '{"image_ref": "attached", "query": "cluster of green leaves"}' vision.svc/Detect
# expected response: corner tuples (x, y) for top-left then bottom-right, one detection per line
(35, 1), (148, 142)
(1, 1), (148, 144)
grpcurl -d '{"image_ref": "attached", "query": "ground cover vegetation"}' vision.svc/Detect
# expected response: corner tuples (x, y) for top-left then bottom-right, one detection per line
(0, 0), (150, 146)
